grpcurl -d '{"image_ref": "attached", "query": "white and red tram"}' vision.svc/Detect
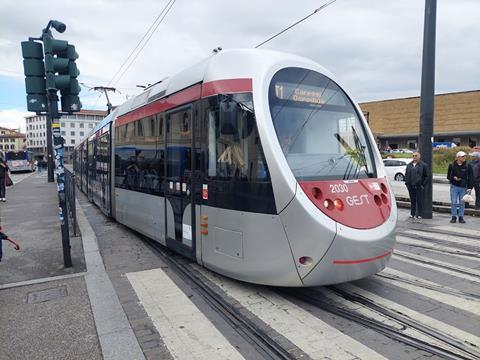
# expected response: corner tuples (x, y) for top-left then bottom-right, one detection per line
(74, 49), (397, 286)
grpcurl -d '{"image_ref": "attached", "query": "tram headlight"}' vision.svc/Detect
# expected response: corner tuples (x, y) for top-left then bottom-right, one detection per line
(334, 198), (344, 211)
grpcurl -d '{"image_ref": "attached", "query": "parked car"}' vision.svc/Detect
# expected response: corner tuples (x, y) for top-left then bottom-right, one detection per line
(390, 148), (413, 154)
(383, 158), (413, 181)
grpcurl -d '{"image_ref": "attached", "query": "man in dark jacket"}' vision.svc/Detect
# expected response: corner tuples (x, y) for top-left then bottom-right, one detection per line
(404, 152), (429, 221)
(471, 152), (480, 210)
(0, 156), (9, 202)
(447, 151), (474, 223)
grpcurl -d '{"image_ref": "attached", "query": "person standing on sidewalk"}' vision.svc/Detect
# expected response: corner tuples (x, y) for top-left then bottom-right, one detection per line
(404, 151), (429, 221)
(0, 156), (9, 202)
(0, 226), (20, 262)
(470, 152), (480, 210)
(447, 151), (474, 223)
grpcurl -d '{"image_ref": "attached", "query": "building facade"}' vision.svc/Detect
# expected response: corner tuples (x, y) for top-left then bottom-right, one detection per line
(25, 109), (107, 160)
(359, 90), (480, 150)
(0, 127), (26, 153)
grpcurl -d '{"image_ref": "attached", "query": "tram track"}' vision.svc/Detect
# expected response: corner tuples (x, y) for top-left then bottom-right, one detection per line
(284, 287), (480, 360)
(136, 227), (480, 360)
(395, 239), (480, 259)
(396, 230), (479, 252)
(393, 250), (480, 280)
(142, 238), (296, 360)
(374, 273), (480, 301)
(405, 227), (480, 242)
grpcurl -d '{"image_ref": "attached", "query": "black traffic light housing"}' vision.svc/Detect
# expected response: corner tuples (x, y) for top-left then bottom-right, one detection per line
(21, 20), (82, 114)
(21, 41), (48, 113)
(43, 31), (82, 113)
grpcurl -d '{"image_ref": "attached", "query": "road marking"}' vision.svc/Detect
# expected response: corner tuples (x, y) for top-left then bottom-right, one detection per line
(378, 267), (480, 317)
(340, 283), (480, 352)
(402, 229), (479, 247)
(393, 252), (480, 284)
(196, 266), (386, 360)
(433, 225), (480, 238)
(396, 235), (480, 261)
(11, 171), (35, 185)
(127, 268), (244, 360)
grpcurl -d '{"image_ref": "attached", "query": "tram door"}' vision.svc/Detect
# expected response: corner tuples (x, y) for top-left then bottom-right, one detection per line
(165, 106), (196, 259)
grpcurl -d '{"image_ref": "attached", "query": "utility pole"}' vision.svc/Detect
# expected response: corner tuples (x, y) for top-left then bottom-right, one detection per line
(418, 0), (437, 219)
(93, 86), (117, 114)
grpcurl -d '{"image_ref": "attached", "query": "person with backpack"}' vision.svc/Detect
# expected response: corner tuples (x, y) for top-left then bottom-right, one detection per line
(447, 151), (474, 223)
(470, 152), (480, 210)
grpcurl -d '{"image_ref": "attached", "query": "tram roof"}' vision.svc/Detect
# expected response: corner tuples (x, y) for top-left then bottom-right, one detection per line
(114, 48), (325, 119)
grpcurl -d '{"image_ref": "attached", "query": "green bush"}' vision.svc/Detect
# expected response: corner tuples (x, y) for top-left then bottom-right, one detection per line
(381, 147), (474, 175)
(433, 147), (472, 174)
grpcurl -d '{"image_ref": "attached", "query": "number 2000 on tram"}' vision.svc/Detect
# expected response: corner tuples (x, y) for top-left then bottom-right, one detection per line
(74, 48), (397, 287)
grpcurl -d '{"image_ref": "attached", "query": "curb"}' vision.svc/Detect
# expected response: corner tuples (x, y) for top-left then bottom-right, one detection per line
(396, 197), (480, 216)
(76, 199), (146, 360)
(432, 178), (449, 184)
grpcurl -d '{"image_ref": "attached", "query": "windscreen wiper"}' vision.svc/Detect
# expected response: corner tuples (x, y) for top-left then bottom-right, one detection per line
(334, 132), (357, 180)
(351, 126), (370, 177)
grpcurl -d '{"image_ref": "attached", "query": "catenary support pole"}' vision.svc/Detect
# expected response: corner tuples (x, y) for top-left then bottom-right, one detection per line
(418, 0), (437, 219)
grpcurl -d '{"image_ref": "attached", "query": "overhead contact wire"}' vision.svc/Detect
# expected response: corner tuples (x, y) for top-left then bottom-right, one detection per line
(255, 0), (338, 48)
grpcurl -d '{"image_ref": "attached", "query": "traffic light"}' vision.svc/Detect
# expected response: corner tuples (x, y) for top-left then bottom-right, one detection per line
(43, 32), (82, 113)
(60, 45), (82, 113)
(21, 41), (47, 113)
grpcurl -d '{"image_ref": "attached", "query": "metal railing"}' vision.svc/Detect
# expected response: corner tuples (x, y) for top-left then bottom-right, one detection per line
(64, 167), (78, 236)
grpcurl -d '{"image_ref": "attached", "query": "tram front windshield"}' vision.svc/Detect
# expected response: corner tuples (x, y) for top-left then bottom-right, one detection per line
(269, 67), (376, 181)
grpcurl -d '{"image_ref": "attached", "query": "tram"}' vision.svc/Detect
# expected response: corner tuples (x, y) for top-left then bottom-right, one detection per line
(74, 48), (397, 287)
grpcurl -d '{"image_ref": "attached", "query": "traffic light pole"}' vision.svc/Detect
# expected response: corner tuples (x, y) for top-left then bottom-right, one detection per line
(46, 114), (54, 182)
(22, 19), (80, 268)
(419, 0), (437, 219)
(46, 88), (72, 268)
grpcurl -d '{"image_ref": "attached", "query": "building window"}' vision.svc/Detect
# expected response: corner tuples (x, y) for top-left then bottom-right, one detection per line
(88, 123), (93, 128)
(71, 131), (75, 136)
(71, 139), (75, 144)
(80, 123), (84, 128)
(61, 122), (65, 127)
(80, 131), (84, 136)
(71, 123), (75, 128)
(61, 131), (66, 136)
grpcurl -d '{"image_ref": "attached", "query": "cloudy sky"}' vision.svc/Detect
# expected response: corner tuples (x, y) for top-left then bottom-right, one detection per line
(0, 0), (478, 132)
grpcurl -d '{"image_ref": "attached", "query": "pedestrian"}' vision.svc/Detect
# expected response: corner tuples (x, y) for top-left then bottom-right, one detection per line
(0, 226), (20, 262)
(0, 155), (9, 202)
(447, 151), (474, 223)
(404, 151), (429, 221)
(470, 151), (480, 210)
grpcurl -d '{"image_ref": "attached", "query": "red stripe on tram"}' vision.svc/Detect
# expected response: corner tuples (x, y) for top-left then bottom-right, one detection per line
(333, 250), (392, 265)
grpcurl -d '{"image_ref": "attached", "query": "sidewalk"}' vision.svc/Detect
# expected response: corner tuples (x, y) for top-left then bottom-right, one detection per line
(389, 180), (480, 216)
(0, 173), (143, 360)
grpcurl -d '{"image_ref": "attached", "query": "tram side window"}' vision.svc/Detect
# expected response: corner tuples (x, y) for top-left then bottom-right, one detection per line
(204, 94), (275, 214)
(114, 116), (165, 195)
(207, 94), (269, 181)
